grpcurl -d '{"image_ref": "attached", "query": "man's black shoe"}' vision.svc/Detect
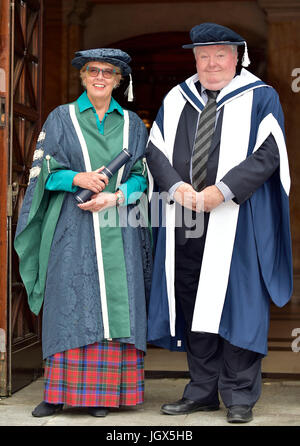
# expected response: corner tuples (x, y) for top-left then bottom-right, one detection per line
(227, 405), (253, 423)
(32, 401), (63, 417)
(161, 398), (219, 415)
(87, 407), (109, 417)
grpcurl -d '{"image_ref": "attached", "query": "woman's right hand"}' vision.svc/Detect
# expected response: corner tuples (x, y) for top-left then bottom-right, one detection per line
(72, 167), (109, 193)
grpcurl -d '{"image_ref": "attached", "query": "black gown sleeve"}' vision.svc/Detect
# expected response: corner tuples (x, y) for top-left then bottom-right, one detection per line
(221, 133), (280, 204)
(146, 141), (183, 192)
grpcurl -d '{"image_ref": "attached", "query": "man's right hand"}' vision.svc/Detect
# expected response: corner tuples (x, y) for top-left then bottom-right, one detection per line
(173, 183), (203, 212)
(73, 167), (109, 193)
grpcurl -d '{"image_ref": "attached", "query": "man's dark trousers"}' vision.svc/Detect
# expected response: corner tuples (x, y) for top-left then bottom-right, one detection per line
(175, 235), (263, 408)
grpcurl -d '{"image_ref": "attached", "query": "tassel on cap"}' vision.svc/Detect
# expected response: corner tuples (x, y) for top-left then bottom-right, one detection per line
(242, 41), (250, 67)
(125, 74), (134, 102)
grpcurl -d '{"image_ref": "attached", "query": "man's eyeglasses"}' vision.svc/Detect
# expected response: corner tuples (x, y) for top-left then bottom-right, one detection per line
(86, 66), (121, 79)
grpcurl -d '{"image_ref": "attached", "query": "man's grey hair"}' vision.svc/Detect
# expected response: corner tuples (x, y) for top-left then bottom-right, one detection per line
(193, 45), (238, 58)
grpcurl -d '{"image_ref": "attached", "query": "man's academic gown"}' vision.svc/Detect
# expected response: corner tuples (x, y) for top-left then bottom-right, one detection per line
(146, 68), (293, 356)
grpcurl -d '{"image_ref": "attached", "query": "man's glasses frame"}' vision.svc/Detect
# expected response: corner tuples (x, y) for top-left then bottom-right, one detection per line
(86, 65), (121, 79)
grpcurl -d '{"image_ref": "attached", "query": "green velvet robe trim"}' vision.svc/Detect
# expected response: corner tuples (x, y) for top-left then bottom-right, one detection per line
(74, 101), (131, 339)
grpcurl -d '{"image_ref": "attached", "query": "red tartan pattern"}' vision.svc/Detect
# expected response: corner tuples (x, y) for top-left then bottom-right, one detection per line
(44, 341), (144, 407)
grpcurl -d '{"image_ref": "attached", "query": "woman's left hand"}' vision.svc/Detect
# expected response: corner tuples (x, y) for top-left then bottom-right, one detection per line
(78, 192), (117, 212)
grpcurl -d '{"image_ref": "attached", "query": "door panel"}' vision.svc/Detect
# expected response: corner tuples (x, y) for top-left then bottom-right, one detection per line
(0, 0), (11, 397)
(9, 0), (44, 394)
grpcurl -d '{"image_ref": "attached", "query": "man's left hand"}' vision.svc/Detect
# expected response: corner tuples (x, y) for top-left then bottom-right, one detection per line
(198, 185), (224, 212)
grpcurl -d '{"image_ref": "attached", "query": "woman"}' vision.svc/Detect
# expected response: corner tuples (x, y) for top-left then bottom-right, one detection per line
(14, 48), (152, 417)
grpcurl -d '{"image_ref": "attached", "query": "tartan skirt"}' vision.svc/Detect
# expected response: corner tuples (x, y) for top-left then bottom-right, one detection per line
(43, 341), (144, 407)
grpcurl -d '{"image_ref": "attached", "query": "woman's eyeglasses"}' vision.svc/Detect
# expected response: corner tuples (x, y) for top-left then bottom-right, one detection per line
(86, 66), (121, 79)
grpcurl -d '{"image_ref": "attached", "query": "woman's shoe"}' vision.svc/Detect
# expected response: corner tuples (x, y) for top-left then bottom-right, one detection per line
(87, 407), (109, 417)
(32, 401), (63, 417)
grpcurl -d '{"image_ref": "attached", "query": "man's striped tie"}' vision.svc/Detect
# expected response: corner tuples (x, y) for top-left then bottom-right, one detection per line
(192, 89), (219, 192)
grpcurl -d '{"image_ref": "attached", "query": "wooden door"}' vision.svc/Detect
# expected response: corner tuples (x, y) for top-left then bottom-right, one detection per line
(0, 0), (11, 397)
(4, 0), (44, 396)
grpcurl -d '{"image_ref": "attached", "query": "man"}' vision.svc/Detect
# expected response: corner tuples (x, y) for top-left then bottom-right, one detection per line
(146, 23), (293, 423)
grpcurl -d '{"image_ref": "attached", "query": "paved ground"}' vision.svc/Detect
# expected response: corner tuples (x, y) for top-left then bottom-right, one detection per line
(0, 377), (300, 429)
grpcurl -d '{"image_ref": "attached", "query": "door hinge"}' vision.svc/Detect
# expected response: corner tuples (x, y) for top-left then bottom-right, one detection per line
(7, 182), (19, 217)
